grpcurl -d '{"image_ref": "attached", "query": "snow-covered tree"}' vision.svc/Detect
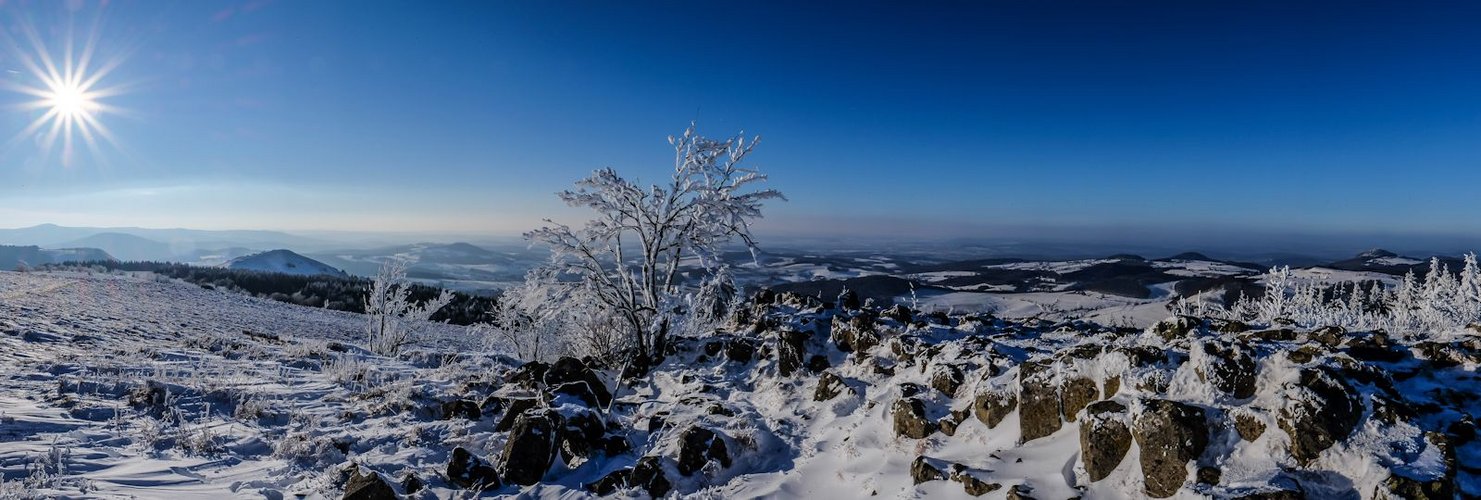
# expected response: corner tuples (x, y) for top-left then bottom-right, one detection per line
(364, 259), (454, 356)
(524, 124), (784, 370)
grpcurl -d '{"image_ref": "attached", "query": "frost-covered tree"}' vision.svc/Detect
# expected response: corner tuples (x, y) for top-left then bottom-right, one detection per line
(524, 124), (784, 370)
(364, 259), (454, 356)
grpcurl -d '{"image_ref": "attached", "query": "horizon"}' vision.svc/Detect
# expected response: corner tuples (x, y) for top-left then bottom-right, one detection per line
(3, 1), (1480, 245)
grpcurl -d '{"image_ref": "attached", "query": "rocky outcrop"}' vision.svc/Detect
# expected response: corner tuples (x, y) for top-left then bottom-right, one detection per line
(972, 385), (1016, 429)
(446, 446), (500, 490)
(929, 363), (966, 397)
(343, 466), (396, 500)
(1018, 359), (1061, 441)
(814, 371), (853, 402)
(892, 397), (936, 439)
(1133, 399), (1210, 498)
(499, 410), (559, 485)
(1059, 376), (1099, 419)
(1196, 340), (1258, 399)
(676, 426), (731, 476)
(1079, 400), (1132, 482)
(1278, 367), (1363, 463)
(777, 329), (810, 376)
(544, 357), (612, 407)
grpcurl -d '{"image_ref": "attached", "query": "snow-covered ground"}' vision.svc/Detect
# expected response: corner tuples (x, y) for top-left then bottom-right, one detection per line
(1, 270), (1474, 499)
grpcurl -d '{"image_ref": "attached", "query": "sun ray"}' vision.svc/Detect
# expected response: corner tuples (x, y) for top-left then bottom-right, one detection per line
(3, 10), (128, 168)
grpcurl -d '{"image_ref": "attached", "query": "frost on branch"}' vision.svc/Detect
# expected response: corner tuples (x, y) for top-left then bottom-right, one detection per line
(364, 259), (454, 356)
(522, 123), (784, 370)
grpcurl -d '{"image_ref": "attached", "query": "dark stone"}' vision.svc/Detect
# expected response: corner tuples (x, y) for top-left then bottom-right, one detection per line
(938, 413), (962, 437)
(1060, 376), (1100, 419)
(806, 354), (830, 373)
(506, 361), (548, 388)
(446, 446), (501, 490)
(558, 408), (607, 462)
(884, 304), (913, 324)
(499, 410), (560, 485)
(725, 338), (757, 363)
(494, 398), (539, 432)
(1234, 411), (1267, 441)
(544, 356), (612, 407)
(892, 397), (936, 439)
(838, 289), (862, 311)
(956, 473), (1000, 496)
(1308, 325), (1345, 347)
(588, 468), (632, 495)
(676, 426), (731, 476)
(814, 371), (852, 402)
(1153, 316), (1201, 342)
(1197, 466), (1221, 486)
(1133, 399), (1210, 498)
(1019, 359), (1062, 442)
(400, 472), (423, 494)
(929, 363), (966, 397)
(343, 466), (396, 500)
(777, 329), (810, 376)
(1079, 400), (1132, 482)
(1277, 367), (1362, 463)
(440, 399), (481, 421)
(910, 456), (946, 484)
(703, 341), (723, 357)
(1197, 340), (1257, 399)
(968, 385), (1013, 429)
(550, 381), (601, 408)
(631, 456), (671, 497)
(1006, 484), (1037, 500)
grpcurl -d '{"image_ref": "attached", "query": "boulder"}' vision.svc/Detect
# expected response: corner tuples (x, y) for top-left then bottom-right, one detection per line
(1277, 367), (1362, 463)
(1152, 316), (1201, 342)
(676, 426), (731, 476)
(910, 456), (946, 484)
(1196, 340), (1258, 399)
(631, 456), (671, 497)
(543, 357), (612, 407)
(446, 446), (501, 490)
(558, 408), (607, 462)
(499, 410), (560, 485)
(814, 371), (852, 402)
(440, 399), (481, 420)
(972, 386), (1016, 429)
(838, 289), (862, 311)
(494, 397), (539, 432)
(1197, 466), (1221, 486)
(343, 466), (396, 500)
(892, 397), (936, 439)
(1079, 400), (1132, 482)
(1133, 399), (1210, 498)
(400, 472), (423, 494)
(930, 363), (966, 397)
(777, 329), (810, 376)
(1060, 376), (1099, 419)
(1234, 410), (1267, 442)
(725, 338), (757, 363)
(1019, 359), (1062, 442)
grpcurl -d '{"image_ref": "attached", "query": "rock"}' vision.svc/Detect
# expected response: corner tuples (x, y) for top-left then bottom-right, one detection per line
(930, 363), (966, 397)
(558, 408), (607, 462)
(777, 329), (810, 376)
(814, 371), (852, 402)
(446, 446), (501, 490)
(910, 456), (946, 484)
(676, 426), (731, 476)
(806, 354), (830, 373)
(1308, 325), (1346, 347)
(631, 456), (671, 497)
(1196, 340), (1258, 399)
(440, 399), (481, 421)
(1197, 466), (1221, 486)
(883, 304), (913, 324)
(831, 313), (880, 354)
(1133, 399), (1210, 498)
(400, 472), (423, 494)
(938, 412), (962, 437)
(1153, 316), (1201, 342)
(892, 397), (936, 439)
(506, 361), (548, 388)
(838, 289), (862, 311)
(1006, 484), (1037, 500)
(972, 386), (1016, 429)
(493, 398), (539, 432)
(499, 410), (559, 485)
(1060, 376), (1099, 419)
(1019, 359), (1062, 442)
(1104, 376), (1121, 397)
(725, 338), (757, 363)
(1079, 400), (1132, 482)
(588, 468), (632, 495)
(550, 381), (602, 408)
(956, 473), (1001, 496)
(1234, 410), (1267, 441)
(1277, 367), (1362, 463)
(544, 357), (612, 407)
(343, 466), (396, 500)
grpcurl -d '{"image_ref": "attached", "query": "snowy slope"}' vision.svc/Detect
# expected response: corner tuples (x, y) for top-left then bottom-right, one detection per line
(223, 249), (348, 277)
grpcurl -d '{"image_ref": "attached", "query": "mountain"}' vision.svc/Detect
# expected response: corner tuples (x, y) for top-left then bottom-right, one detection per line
(0, 245), (114, 270)
(1322, 249), (1460, 276)
(57, 233), (175, 262)
(223, 249), (348, 277)
(308, 242), (535, 284)
(0, 224), (325, 253)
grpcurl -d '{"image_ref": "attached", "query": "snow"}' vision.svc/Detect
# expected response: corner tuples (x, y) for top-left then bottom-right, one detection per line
(222, 249), (348, 278)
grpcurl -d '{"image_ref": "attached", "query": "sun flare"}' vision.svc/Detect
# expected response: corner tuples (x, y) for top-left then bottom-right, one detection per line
(3, 18), (125, 166)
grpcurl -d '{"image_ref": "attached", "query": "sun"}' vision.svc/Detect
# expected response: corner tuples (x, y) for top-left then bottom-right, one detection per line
(2, 15), (127, 167)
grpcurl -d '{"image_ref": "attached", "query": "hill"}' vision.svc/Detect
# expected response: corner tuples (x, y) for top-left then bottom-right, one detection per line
(224, 249), (348, 277)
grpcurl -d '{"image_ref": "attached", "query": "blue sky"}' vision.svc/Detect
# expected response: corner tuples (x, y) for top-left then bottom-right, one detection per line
(1, 1), (1479, 240)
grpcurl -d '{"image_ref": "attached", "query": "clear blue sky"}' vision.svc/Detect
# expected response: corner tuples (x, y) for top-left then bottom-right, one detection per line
(1, 1), (1479, 240)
